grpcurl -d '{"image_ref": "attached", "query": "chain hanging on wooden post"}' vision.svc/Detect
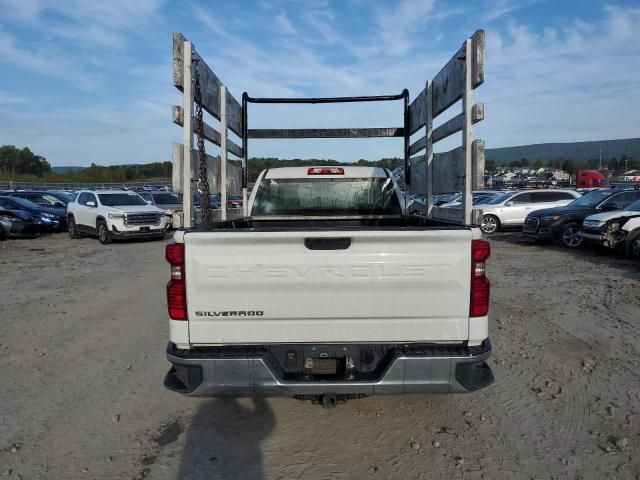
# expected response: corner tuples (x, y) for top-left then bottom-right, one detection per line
(193, 58), (214, 228)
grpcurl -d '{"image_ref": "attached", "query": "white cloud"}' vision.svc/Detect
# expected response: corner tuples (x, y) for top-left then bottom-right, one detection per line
(0, 90), (27, 105)
(275, 11), (297, 34)
(190, 5), (227, 36)
(0, 0), (163, 47)
(2, 0), (639, 166)
(478, 5), (640, 146)
(301, 6), (339, 45)
(186, 2), (640, 161)
(0, 28), (98, 89)
(482, 0), (540, 22)
(373, 0), (437, 55)
(0, 0), (164, 92)
(0, 0), (43, 22)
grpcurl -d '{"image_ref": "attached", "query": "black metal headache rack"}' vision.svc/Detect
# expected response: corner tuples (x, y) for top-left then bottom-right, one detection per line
(171, 30), (485, 228)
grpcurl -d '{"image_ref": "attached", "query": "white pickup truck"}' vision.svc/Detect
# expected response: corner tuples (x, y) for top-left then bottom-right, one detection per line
(164, 166), (493, 405)
(166, 30), (491, 406)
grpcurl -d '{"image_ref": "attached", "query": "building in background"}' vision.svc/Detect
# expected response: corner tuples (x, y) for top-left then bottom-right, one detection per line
(622, 170), (640, 183)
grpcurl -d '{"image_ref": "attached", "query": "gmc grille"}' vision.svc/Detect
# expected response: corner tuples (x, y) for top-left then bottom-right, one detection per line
(125, 213), (161, 226)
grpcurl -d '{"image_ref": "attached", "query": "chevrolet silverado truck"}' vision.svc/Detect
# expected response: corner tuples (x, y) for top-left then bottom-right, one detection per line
(165, 30), (491, 406)
(164, 167), (493, 405)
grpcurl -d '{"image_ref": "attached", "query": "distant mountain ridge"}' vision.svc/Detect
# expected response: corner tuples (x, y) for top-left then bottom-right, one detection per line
(486, 138), (640, 165)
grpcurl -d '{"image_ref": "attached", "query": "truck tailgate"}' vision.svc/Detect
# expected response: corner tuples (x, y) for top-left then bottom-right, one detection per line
(184, 229), (472, 344)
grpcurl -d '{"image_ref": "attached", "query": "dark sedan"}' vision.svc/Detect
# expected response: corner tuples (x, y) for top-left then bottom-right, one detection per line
(7, 190), (72, 208)
(0, 208), (43, 239)
(523, 188), (640, 248)
(0, 196), (67, 232)
(193, 194), (221, 209)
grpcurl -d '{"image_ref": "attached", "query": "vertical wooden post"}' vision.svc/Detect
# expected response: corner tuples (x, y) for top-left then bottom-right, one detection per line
(425, 80), (434, 218)
(182, 41), (194, 228)
(403, 89), (410, 193)
(462, 39), (473, 225)
(219, 85), (228, 221)
(171, 143), (183, 193)
(241, 92), (248, 217)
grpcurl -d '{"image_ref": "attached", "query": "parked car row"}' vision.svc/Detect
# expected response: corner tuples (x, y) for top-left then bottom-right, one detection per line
(405, 190), (505, 216)
(0, 195), (68, 233)
(403, 185), (640, 259)
(522, 187), (640, 258)
(131, 185), (173, 192)
(406, 188), (581, 226)
(476, 189), (581, 234)
(0, 186), (245, 243)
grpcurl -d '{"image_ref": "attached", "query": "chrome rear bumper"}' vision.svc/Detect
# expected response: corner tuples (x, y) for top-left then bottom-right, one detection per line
(164, 340), (493, 397)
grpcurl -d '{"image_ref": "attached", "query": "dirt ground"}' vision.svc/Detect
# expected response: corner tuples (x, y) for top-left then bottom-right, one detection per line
(0, 232), (639, 480)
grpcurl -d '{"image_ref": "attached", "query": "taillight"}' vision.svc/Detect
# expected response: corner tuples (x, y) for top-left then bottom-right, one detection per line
(470, 239), (490, 317)
(307, 167), (345, 175)
(166, 243), (187, 320)
(166, 243), (184, 264)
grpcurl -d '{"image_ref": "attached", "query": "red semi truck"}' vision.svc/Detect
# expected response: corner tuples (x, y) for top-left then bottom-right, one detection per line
(576, 170), (606, 188)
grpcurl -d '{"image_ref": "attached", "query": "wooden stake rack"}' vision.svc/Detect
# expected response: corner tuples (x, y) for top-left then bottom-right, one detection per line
(172, 30), (485, 227)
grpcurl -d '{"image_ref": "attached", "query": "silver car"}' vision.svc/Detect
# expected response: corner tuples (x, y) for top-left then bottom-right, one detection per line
(407, 191), (504, 216)
(475, 189), (581, 234)
(138, 191), (183, 226)
(439, 191), (505, 208)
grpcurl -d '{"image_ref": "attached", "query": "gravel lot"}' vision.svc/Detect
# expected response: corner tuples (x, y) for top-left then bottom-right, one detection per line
(1, 232), (639, 480)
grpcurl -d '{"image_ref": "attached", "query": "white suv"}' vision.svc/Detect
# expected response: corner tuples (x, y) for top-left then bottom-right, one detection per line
(67, 190), (168, 244)
(475, 189), (581, 234)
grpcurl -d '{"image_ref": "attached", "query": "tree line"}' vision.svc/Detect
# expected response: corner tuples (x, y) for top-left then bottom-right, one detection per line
(55, 162), (173, 183)
(0, 145), (172, 183)
(0, 145), (51, 177)
(3, 143), (638, 184)
(1, 145), (404, 183)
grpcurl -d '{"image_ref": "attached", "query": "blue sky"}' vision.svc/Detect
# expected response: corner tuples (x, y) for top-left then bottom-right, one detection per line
(0, 0), (639, 167)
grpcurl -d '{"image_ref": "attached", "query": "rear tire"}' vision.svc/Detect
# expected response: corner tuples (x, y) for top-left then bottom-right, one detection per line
(560, 223), (583, 249)
(625, 230), (640, 259)
(68, 216), (80, 239)
(480, 215), (500, 234)
(97, 220), (112, 245)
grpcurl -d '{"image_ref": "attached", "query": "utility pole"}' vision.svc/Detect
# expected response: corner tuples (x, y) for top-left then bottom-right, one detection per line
(599, 149), (602, 170)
